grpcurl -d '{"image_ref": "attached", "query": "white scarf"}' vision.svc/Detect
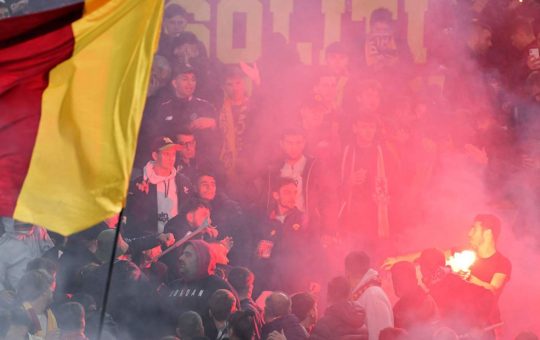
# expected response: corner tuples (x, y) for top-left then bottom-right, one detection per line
(143, 161), (178, 233)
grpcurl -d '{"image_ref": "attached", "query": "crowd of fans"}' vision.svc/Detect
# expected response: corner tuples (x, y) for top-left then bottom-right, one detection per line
(1, 0), (540, 339)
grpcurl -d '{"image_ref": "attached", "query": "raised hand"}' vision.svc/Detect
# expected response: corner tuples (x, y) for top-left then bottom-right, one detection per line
(239, 61), (261, 86)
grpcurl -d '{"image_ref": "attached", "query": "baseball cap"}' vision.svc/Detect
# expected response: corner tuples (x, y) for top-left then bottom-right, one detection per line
(95, 229), (129, 263)
(151, 136), (179, 153)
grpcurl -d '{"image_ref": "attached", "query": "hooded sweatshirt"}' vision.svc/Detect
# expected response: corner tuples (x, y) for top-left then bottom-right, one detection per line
(351, 269), (393, 340)
(165, 241), (237, 332)
(143, 161), (178, 233)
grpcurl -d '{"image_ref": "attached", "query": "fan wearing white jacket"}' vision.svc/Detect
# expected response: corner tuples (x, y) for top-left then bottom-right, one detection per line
(345, 251), (394, 340)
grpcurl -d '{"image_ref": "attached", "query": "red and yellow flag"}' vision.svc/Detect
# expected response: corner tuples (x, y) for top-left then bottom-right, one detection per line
(0, 0), (163, 235)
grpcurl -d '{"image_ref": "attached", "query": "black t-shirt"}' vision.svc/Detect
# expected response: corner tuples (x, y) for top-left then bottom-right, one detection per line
(470, 251), (512, 286)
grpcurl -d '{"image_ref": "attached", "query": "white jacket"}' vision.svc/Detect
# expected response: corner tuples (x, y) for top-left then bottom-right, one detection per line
(351, 268), (394, 340)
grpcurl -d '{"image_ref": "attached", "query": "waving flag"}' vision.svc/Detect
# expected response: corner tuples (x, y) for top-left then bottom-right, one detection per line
(0, 0), (163, 235)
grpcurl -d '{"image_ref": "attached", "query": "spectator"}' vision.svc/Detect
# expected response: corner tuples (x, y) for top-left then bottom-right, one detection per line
(261, 292), (307, 340)
(164, 198), (217, 243)
(125, 136), (192, 237)
(227, 266), (264, 340)
(134, 245), (169, 288)
(26, 257), (58, 283)
(55, 301), (87, 340)
(390, 261), (438, 333)
(309, 276), (367, 340)
(310, 68), (339, 114)
(153, 64), (221, 160)
(207, 289), (238, 340)
(159, 4), (190, 57)
(16, 270), (58, 338)
(71, 293), (117, 340)
(194, 172), (248, 265)
(265, 128), (338, 236)
(176, 310), (209, 340)
(169, 32), (222, 106)
(340, 114), (400, 248)
(345, 251), (393, 340)
(253, 177), (314, 294)
(228, 310), (256, 340)
(325, 42), (352, 111)
(297, 100), (340, 163)
(164, 198), (232, 274)
(88, 264), (152, 338)
(364, 7), (413, 75)
(56, 226), (102, 295)
(416, 248), (495, 336)
(219, 66), (259, 186)
(165, 240), (237, 336)
(2, 305), (35, 339)
(0, 218), (54, 291)
(467, 215), (512, 295)
(149, 55), (173, 98)
(290, 292), (317, 335)
(93, 229), (129, 265)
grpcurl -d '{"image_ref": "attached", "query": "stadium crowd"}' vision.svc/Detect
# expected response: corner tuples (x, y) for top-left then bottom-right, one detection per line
(1, 0), (540, 339)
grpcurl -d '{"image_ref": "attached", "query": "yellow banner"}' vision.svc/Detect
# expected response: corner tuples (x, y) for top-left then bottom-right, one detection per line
(14, 0), (163, 235)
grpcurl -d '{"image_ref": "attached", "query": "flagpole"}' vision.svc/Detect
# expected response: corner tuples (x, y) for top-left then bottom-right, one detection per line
(98, 209), (124, 340)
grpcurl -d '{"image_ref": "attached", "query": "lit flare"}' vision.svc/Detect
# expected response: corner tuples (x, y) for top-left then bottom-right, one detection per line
(446, 250), (477, 273)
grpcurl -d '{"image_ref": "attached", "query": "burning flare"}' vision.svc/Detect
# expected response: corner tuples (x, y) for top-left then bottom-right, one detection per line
(446, 250), (477, 273)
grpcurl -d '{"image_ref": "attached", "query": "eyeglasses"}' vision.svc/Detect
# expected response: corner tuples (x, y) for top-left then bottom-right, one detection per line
(178, 140), (196, 147)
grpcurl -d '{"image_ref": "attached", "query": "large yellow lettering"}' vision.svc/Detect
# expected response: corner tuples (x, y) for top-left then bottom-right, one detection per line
(168, 0), (212, 54)
(216, 0), (263, 63)
(270, 0), (294, 41)
(404, 0), (428, 62)
(320, 0), (346, 63)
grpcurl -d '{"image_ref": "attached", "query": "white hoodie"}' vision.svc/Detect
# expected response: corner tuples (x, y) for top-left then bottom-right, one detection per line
(143, 161), (178, 233)
(351, 268), (394, 340)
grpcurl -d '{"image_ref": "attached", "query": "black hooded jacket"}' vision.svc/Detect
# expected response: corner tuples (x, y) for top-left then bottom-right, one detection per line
(162, 240), (238, 334)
